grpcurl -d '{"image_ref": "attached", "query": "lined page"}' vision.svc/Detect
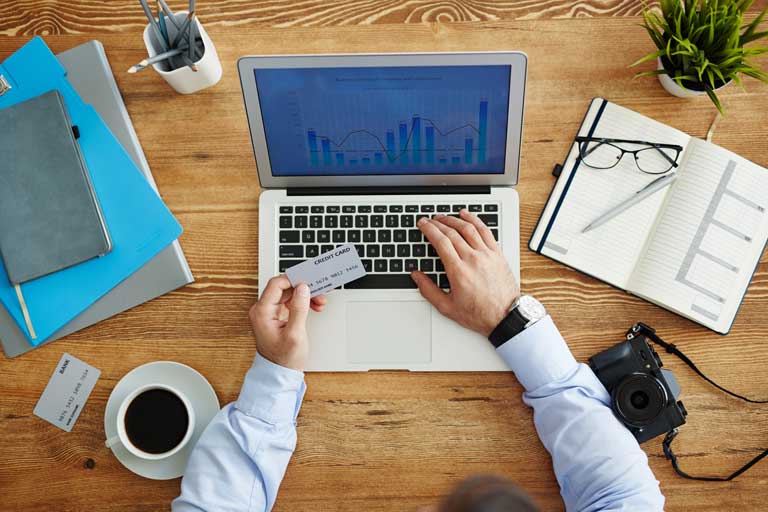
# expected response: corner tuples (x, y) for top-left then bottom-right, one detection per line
(541, 102), (690, 289)
(629, 138), (768, 332)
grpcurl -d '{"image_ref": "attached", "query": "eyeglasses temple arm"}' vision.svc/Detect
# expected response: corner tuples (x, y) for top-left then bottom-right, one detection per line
(649, 143), (679, 167)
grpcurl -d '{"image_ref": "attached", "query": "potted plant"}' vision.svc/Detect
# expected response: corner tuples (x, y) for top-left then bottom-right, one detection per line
(632, 0), (768, 113)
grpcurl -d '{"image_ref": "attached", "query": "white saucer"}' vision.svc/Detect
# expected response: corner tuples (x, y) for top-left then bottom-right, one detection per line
(104, 361), (220, 480)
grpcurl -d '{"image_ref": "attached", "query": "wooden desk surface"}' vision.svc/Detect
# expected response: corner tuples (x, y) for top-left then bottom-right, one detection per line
(1, 2), (767, 511)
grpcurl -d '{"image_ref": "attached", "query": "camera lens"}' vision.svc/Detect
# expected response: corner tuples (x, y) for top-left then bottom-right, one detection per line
(630, 391), (649, 409)
(613, 373), (667, 427)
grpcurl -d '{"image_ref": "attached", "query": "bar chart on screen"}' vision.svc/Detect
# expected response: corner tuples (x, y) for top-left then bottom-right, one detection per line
(306, 99), (489, 169)
(253, 65), (511, 176)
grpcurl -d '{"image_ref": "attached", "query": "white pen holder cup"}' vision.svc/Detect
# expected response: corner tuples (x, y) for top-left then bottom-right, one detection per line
(142, 10), (222, 94)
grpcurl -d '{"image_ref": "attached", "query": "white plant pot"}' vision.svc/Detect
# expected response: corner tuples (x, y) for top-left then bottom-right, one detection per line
(142, 11), (222, 94)
(656, 57), (729, 98)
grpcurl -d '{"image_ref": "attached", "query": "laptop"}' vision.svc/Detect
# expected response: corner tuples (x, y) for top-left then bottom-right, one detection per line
(237, 52), (527, 371)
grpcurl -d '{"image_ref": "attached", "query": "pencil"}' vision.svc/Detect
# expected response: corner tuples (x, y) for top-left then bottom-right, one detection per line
(187, 11), (196, 61)
(181, 54), (199, 72)
(138, 0), (170, 52)
(141, 47), (186, 66)
(127, 63), (147, 74)
(127, 47), (185, 73)
(187, 0), (197, 58)
(157, 3), (170, 47)
(158, 0), (181, 30)
(172, 15), (192, 47)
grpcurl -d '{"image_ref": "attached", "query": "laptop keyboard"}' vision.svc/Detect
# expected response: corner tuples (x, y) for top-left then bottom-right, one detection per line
(277, 202), (500, 289)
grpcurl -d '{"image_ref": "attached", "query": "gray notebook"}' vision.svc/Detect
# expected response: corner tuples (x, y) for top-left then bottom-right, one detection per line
(0, 90), (112, 284)
(0, 41), (194, 358)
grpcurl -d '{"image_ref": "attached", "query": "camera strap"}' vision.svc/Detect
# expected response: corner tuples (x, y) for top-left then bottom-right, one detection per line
(627, 323), (768, 481)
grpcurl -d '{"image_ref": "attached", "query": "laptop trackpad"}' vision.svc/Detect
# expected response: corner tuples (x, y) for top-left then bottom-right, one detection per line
(346, 301), (432, 365)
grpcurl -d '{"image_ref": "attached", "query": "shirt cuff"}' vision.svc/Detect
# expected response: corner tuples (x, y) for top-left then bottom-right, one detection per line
(495, 315), (579, 392)
(235, 352), (307, 424)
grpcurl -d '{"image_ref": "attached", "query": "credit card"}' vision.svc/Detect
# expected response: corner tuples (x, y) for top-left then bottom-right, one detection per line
(286, 244), (366, 297)
(34, 353), (101, 432)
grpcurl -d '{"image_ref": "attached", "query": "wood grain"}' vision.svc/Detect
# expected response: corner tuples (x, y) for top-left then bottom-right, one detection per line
(1, 6), (768, 512)
(2, 0), (767, 35)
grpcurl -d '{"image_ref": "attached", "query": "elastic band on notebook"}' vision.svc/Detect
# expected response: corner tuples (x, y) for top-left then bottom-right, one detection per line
(0, 74), (11, 96)
(536, 98), (608, 253)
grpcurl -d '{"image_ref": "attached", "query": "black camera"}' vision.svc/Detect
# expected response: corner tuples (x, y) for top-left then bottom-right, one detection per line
(589, 326), (687, 444)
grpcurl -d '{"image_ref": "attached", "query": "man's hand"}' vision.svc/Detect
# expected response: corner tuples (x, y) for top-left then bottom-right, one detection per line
(411, 209), (520, 337)
(248, 275), (328, 371)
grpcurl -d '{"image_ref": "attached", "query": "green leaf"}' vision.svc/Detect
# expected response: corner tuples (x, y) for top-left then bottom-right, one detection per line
(712, 66), (727, 84)
(630, 49), (667, 67)
(742, 6), (767, 42)
(742, 30), (768, 45)
(736, 0), (756, 13)
(743, 46), (768, 56)
(642, 21), (666, 49)
(706, 67), (716, 88)
(666, 36), (673, 62)
(706, 87), (725, 114)
(687, 1), (697, 32)
(742, 68), (768, 82)
(719, 53), (745, 68)
(635, 69), (671, 77)
(691, 23), (710, 42)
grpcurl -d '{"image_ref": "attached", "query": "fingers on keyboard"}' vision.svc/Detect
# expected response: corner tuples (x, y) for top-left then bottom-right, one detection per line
(277, 203), (498, 289)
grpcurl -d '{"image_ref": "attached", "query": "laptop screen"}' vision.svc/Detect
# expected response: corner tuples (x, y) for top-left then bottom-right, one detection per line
(253, 65), (512, 177)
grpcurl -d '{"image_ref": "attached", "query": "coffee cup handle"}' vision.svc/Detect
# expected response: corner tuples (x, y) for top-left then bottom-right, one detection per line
(105, 435), (122, 449)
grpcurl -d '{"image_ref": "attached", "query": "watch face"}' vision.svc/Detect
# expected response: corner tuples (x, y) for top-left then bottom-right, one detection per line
(517, 295), (546, 323)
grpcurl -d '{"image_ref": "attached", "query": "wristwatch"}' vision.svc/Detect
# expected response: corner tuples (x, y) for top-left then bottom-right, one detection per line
(488, 295), (547, 348)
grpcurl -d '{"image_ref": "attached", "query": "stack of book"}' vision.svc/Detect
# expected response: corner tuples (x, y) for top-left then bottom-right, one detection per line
(0, 37), (194, 358)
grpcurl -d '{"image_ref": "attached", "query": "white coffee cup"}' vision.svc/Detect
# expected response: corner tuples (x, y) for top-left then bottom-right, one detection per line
(105, 383), (195, 460)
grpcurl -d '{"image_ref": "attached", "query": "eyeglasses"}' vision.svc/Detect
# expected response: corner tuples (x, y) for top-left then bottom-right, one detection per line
(575, 137), (683, 175)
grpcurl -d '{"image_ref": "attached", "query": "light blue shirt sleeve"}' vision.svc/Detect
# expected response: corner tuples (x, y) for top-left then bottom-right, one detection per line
(172, 353), (306, 512)
(496, 315), (665, 512)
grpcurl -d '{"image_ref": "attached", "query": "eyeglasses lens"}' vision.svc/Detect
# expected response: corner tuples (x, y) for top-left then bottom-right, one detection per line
(579, 141), (622, 169)
(634, 147), (677, 175)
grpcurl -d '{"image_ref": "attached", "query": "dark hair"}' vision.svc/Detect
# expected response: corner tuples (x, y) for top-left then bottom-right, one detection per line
(438, 475), (540, 512)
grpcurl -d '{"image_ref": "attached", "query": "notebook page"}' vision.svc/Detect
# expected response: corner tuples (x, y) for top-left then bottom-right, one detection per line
(629, 138), (768, 332)
(540, 101), (691, 289)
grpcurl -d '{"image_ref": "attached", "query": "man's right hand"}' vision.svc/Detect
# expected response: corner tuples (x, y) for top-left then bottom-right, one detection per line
(249, 275), (327, 372)
(410, 209), (520, 337)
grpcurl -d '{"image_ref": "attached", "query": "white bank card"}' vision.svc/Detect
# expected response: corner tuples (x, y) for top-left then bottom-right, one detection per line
(34, 353), (101, 432)
(286, 244), (366, 296)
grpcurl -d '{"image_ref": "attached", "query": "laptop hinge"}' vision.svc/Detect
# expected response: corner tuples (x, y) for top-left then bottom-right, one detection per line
(287, 186), (491, 196)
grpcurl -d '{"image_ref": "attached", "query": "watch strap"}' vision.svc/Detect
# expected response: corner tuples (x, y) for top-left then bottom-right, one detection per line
(488, 305), (529, 348)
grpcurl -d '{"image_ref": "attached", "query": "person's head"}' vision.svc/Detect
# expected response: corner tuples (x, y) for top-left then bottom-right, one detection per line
(423, 475), (539, 512)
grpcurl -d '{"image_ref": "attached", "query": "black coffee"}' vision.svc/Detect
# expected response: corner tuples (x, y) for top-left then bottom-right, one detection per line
(124, 388), (189, 454)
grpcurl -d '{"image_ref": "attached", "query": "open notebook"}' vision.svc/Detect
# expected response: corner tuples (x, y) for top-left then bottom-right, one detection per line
(530, 98), (768, 334)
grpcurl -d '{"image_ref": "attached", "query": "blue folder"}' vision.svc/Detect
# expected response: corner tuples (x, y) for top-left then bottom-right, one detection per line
(0, 37), (182, 345)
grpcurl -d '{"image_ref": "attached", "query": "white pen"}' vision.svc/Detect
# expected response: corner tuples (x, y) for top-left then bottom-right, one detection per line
(582, 172), (677, 233)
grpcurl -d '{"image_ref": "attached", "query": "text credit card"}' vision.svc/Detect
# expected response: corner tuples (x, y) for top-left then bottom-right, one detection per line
(286, 244), (366, 296)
